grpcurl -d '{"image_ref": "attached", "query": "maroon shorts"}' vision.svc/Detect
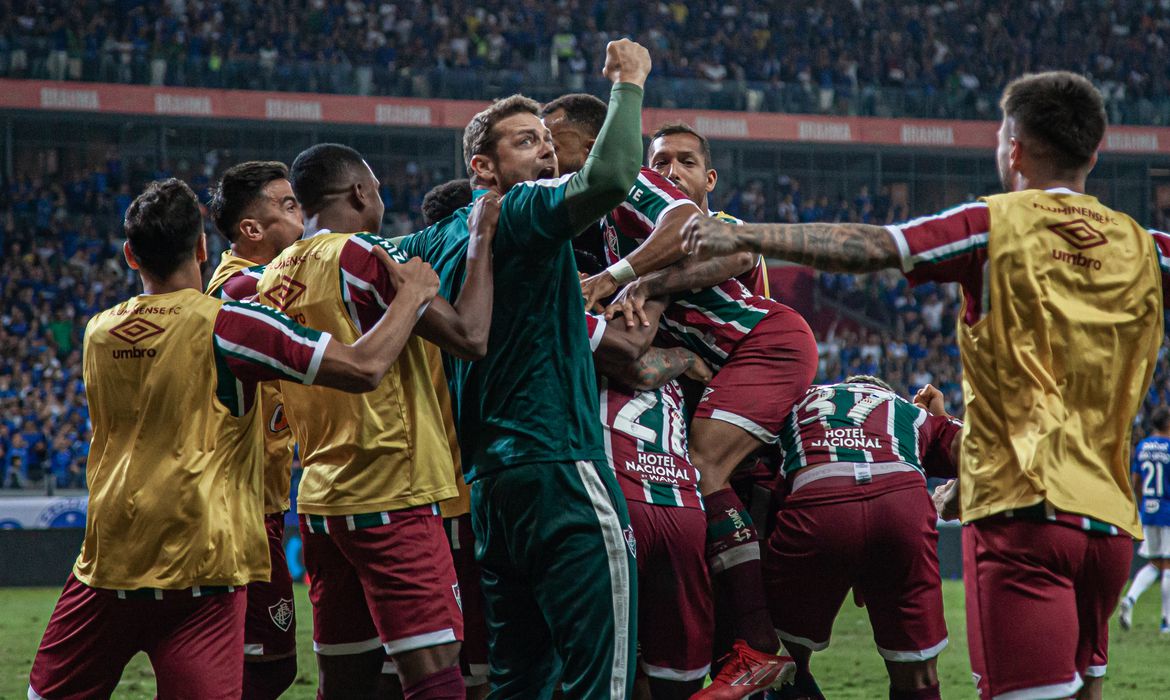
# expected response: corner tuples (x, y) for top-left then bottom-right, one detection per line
(694, 307), (817, 443)
(299, 504), (462, 658)
(447, 513), (488, 685)
(244, 512), (296, 658)
(763, 472), (947, 661)
(629, 501), (714, 682)
(964, 517), (1132, 699)
(29, 573), (246, 700)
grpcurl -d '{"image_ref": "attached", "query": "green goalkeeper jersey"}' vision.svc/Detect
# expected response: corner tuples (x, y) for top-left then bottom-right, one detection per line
(400, 83), (645, 481)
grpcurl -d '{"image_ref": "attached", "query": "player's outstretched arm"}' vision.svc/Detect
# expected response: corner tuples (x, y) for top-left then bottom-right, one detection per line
(412, 192), (500, 360)
(314, 254), (439, 392)
(681, 215), (901, 273)
(604, 251), (756, 328)
(554, 40), (650, 236)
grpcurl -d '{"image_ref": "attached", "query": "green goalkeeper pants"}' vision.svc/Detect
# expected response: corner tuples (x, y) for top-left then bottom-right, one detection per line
(470, 460), (638, 699)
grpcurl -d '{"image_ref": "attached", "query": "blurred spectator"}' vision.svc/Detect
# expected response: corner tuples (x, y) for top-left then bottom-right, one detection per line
(3, 1), (1170, 123)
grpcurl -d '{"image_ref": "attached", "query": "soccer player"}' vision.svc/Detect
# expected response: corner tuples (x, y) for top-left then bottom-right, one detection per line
(765, 377), (961, 700)
(1119, 406), (1170, 633)
(27, 178), (440, 700)
(682, 71), (1168, 700)
(261, 143), (499, 700)
(396, 39), (650, 699)
(586, 309), (715, 700)
(206, 160), (304, 699)
(542, 94), (816, 695)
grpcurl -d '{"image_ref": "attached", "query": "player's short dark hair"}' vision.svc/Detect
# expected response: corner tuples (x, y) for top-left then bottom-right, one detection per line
(208, 161), (289, 243)
(289, 143), (367, 213)
(573, 246), (605, 275)
(123, 178), (202, 278)
(422, 179), (474, 226)
(1152, 406), (1170, 432)
(650, 122), (712, 169)
(845, 374), (895, 393)
(540, 93), (608, 139)
(1000, 71), (1106, 172)
(462, 94), (541, 176)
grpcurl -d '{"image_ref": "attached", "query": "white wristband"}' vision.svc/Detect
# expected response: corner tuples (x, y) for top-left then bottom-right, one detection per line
(606, 258), (637, 284)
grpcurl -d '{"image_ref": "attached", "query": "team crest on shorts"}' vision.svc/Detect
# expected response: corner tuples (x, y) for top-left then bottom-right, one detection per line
(624, 525), (637, 559)
(268, 598), (294, 632)
(452, 583), (462, 611)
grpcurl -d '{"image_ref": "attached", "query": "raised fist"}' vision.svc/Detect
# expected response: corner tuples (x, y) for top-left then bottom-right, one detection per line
(603, 39), (652, 88)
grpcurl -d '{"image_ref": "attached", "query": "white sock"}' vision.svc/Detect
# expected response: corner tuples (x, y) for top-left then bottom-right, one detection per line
(1161, 568), (1170, 623)
(1126, 563), (1160, 603)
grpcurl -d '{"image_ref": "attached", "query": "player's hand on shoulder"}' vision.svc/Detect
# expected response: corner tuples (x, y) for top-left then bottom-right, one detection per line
(375, 247), (439, 310)
(603, 39), (651, 88)
(467, 191), (501, 260)
(913, 383), (947, 416)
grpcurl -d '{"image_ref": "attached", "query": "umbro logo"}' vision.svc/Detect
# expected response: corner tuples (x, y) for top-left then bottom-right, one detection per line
(110, 317), (165, 345)
(263, 275), (307, 311)
(1047, 219), (1107, 250)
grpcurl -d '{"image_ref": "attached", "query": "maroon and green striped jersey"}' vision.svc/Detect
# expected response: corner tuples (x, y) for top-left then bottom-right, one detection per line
(599, 374), (703, 509)
(602, 167), (781, 369)
(777, 382), (961, 478)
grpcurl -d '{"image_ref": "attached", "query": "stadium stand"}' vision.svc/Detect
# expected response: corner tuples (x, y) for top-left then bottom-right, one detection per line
(4, 1), (1170, 122)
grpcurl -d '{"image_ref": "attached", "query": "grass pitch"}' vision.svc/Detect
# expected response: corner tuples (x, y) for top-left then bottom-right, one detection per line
(2, 580), (1167, 698)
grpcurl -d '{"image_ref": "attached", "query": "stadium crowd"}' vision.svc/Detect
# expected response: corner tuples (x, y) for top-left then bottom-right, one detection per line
(4, 0), (1170, 121)
(4, 155), (1169, 491)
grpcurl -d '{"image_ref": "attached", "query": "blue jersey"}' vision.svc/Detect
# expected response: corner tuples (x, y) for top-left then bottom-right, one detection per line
(1132, 435), (1170, 527)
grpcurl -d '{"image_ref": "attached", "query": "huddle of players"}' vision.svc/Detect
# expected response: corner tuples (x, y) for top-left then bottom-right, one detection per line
(24, 37), (1163, 700)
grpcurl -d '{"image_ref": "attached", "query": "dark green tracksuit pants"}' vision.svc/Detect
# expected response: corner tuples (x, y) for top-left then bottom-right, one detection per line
(471, 460), (638, 699)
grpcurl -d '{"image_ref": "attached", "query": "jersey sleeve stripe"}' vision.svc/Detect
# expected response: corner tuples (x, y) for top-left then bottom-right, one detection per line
(223, 303), (324, 347)
(216, 339), (312, 383)
(303, 332), (332, 385)
(884, 224), (914, 274)
(894, 201), (988, 230)
(655, 198), (700, 226)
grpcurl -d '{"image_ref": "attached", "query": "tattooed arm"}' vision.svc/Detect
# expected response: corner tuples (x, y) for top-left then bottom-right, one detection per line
(603, 251), (755, 328)
(680, 215), (901, 272)
(601, 346), (713, 391)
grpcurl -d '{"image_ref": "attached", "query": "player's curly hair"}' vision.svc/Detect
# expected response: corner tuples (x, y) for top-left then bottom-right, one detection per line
(422, 179), (473, 226)
(123, 178), (203, 279)
(1000, 71), (1106, 172)
(462, 94), (541, 177)
(208, 160), (289, 243)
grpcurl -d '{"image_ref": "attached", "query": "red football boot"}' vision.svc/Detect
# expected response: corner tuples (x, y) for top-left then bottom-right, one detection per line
(690, 640), (797, 699)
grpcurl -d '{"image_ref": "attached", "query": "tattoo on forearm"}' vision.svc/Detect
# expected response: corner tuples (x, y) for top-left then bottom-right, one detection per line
(627, 347), (692, 390)
(737, 223), (899, 273)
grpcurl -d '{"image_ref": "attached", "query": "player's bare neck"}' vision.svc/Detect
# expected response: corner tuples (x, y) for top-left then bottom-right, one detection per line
(230, 242), (271, 266)
(139, 261), (203, 297)
(1016, 168), (1087, 194)
(311, 204), (368, 236)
